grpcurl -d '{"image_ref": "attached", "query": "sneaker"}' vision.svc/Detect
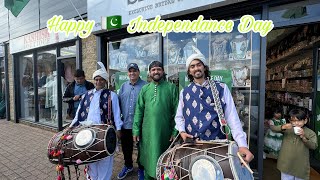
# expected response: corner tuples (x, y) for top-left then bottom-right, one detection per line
(138, 169), (144, 180)
(117, 166), (133, 179)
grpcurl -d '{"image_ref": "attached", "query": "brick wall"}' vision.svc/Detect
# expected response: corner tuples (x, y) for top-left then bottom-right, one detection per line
(7, 46), (15, 121)
(82, 34), (97, 83)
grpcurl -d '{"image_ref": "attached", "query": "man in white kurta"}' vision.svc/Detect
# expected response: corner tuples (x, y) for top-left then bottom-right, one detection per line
(69, 62), (122, 180)
(175, 53), (254, 164)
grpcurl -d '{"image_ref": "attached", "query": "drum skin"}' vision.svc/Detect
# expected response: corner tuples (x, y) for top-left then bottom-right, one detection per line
(47, 124), (117, 165)
(157, 142), (241, 180)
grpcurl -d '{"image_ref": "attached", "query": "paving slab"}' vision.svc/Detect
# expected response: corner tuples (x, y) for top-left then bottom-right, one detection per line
(0, 120), (139, 180)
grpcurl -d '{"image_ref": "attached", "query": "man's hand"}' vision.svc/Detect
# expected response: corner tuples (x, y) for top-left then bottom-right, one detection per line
(133, 136), (140, 142)
(180, 132), (193, 142)
(63, 126), (73, 133)
(116, 131), (121, 140)
(73, 95), (81, 101)
(238, 147), (254, 164)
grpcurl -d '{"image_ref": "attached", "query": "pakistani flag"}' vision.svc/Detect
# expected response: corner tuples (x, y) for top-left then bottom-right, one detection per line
(101, 15), (122, 30)
(5, 0), (30, 17)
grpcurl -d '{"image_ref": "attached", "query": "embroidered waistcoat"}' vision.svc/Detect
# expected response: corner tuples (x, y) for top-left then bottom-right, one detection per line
(75, 89), (113, 126)
(182, 81), (226, 140)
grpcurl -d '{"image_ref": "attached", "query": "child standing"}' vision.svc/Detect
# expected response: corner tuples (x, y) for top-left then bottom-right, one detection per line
(264, 109), (286, 158)
(275, 109), (317, 180)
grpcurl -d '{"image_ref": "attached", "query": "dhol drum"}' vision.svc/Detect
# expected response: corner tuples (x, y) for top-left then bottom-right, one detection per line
(47, 124), (117, 165)
(157, 141), (253, 180)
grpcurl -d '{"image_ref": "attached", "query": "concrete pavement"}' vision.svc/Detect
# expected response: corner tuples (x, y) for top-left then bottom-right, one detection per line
(0, 120), (138, 180)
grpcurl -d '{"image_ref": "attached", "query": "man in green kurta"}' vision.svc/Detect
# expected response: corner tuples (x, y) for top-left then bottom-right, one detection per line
(133, 61), (178, 180)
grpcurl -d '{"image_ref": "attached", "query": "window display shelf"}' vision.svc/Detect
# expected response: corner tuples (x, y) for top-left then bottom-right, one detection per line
(266, 75), (312, 81)
(266, 89), (312, 94)
(266, 36), (320, 66)
(266, 98), (311, 111)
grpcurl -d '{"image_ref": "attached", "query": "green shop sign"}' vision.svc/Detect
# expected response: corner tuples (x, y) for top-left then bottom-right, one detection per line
(114, 71), (148, 93)
(178, 70), (232, 92)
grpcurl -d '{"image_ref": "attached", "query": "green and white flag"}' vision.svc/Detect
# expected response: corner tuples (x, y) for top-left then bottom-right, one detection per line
(101, 15), (122, 30)
(5, 0), (30, 17)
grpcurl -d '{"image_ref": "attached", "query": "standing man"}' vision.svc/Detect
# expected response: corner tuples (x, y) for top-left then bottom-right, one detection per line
(133, 61), (178, 180)
(63, 69), (94, 119)
(117, 63), (147, 180)
(69, 62), (122, 180)
(175, 53), (254, 164)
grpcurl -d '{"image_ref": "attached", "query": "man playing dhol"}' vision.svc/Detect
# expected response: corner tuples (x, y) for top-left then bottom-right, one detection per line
(69, 62), (122, 180)
(175, 53), (254, 164)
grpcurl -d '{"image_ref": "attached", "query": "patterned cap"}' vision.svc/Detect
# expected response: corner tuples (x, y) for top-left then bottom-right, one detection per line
(127, 63), (139, 71)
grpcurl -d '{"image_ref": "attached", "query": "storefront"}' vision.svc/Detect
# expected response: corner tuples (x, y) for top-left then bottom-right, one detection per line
(10, 29), (80, 131)
(88, 0), (320, 178)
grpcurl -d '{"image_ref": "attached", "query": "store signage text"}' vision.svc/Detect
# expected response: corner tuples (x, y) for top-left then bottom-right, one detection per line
(128, 0), (174, 15)
(127, 15), (274, 37)
(128, 0), (144, 5)
(88, 0), (226, 32)
(24, 29), (51, 49)
(47, 15), (95, 38)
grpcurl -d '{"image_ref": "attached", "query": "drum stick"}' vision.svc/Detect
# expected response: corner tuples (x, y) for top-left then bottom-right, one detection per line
(237, 152), (254, 174)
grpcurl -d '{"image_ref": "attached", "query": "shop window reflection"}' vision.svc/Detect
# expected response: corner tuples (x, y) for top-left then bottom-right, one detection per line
(108, 34), (159, 92)
(60, 45), (76, 57)
(164, 33), (209, 85)
(61, 57), (76, 126)
(163, 16), (261, 157)
(19, 54), (34, 120)
(37, 50), (61, 127)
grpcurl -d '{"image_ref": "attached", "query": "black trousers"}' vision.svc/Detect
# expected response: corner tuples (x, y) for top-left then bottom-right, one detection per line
(121, 128), (143, 169)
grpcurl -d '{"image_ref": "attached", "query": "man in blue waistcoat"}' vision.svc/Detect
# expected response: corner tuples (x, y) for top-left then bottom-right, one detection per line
(69, 62), (123, 180)
(175, 53), (254, 164)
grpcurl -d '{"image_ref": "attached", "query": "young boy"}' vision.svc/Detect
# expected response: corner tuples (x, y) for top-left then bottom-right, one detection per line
(274, 109), (317, 180)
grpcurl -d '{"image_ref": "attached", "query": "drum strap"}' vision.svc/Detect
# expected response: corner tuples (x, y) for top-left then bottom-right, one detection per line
(107, 95), (112, 125)
(208, 80), (230, 139)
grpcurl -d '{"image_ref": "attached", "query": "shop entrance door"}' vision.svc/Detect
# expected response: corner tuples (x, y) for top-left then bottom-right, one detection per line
(57, 57), (76, 130)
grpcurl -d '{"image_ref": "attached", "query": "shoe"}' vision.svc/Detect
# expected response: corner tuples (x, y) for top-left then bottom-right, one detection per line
(117, 166), (133, 179)
(138, 169), (144, 180)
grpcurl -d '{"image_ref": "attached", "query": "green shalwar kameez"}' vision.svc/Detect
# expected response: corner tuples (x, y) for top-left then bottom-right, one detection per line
(133, 80), (178, 179)
(273, 125), (318, 180)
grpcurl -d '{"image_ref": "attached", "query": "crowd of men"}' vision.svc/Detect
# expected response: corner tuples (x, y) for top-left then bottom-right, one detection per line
(64, 53), (253, 180)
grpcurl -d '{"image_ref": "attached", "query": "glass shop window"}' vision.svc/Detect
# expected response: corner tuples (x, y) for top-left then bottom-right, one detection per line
(108, 33), (160, 92)
(37, 49), (58, 126)
(19, 54), (34, 120)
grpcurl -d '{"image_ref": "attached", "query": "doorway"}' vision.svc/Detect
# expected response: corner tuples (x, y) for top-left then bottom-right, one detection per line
(264, 23), (320, 179)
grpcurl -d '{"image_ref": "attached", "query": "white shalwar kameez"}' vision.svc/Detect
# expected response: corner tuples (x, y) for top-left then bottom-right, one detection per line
(70, 89), (122, 180)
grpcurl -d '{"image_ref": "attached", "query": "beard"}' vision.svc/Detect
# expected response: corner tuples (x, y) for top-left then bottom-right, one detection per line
(193, 71), (204, 79)
(151, 73), (163, 82)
